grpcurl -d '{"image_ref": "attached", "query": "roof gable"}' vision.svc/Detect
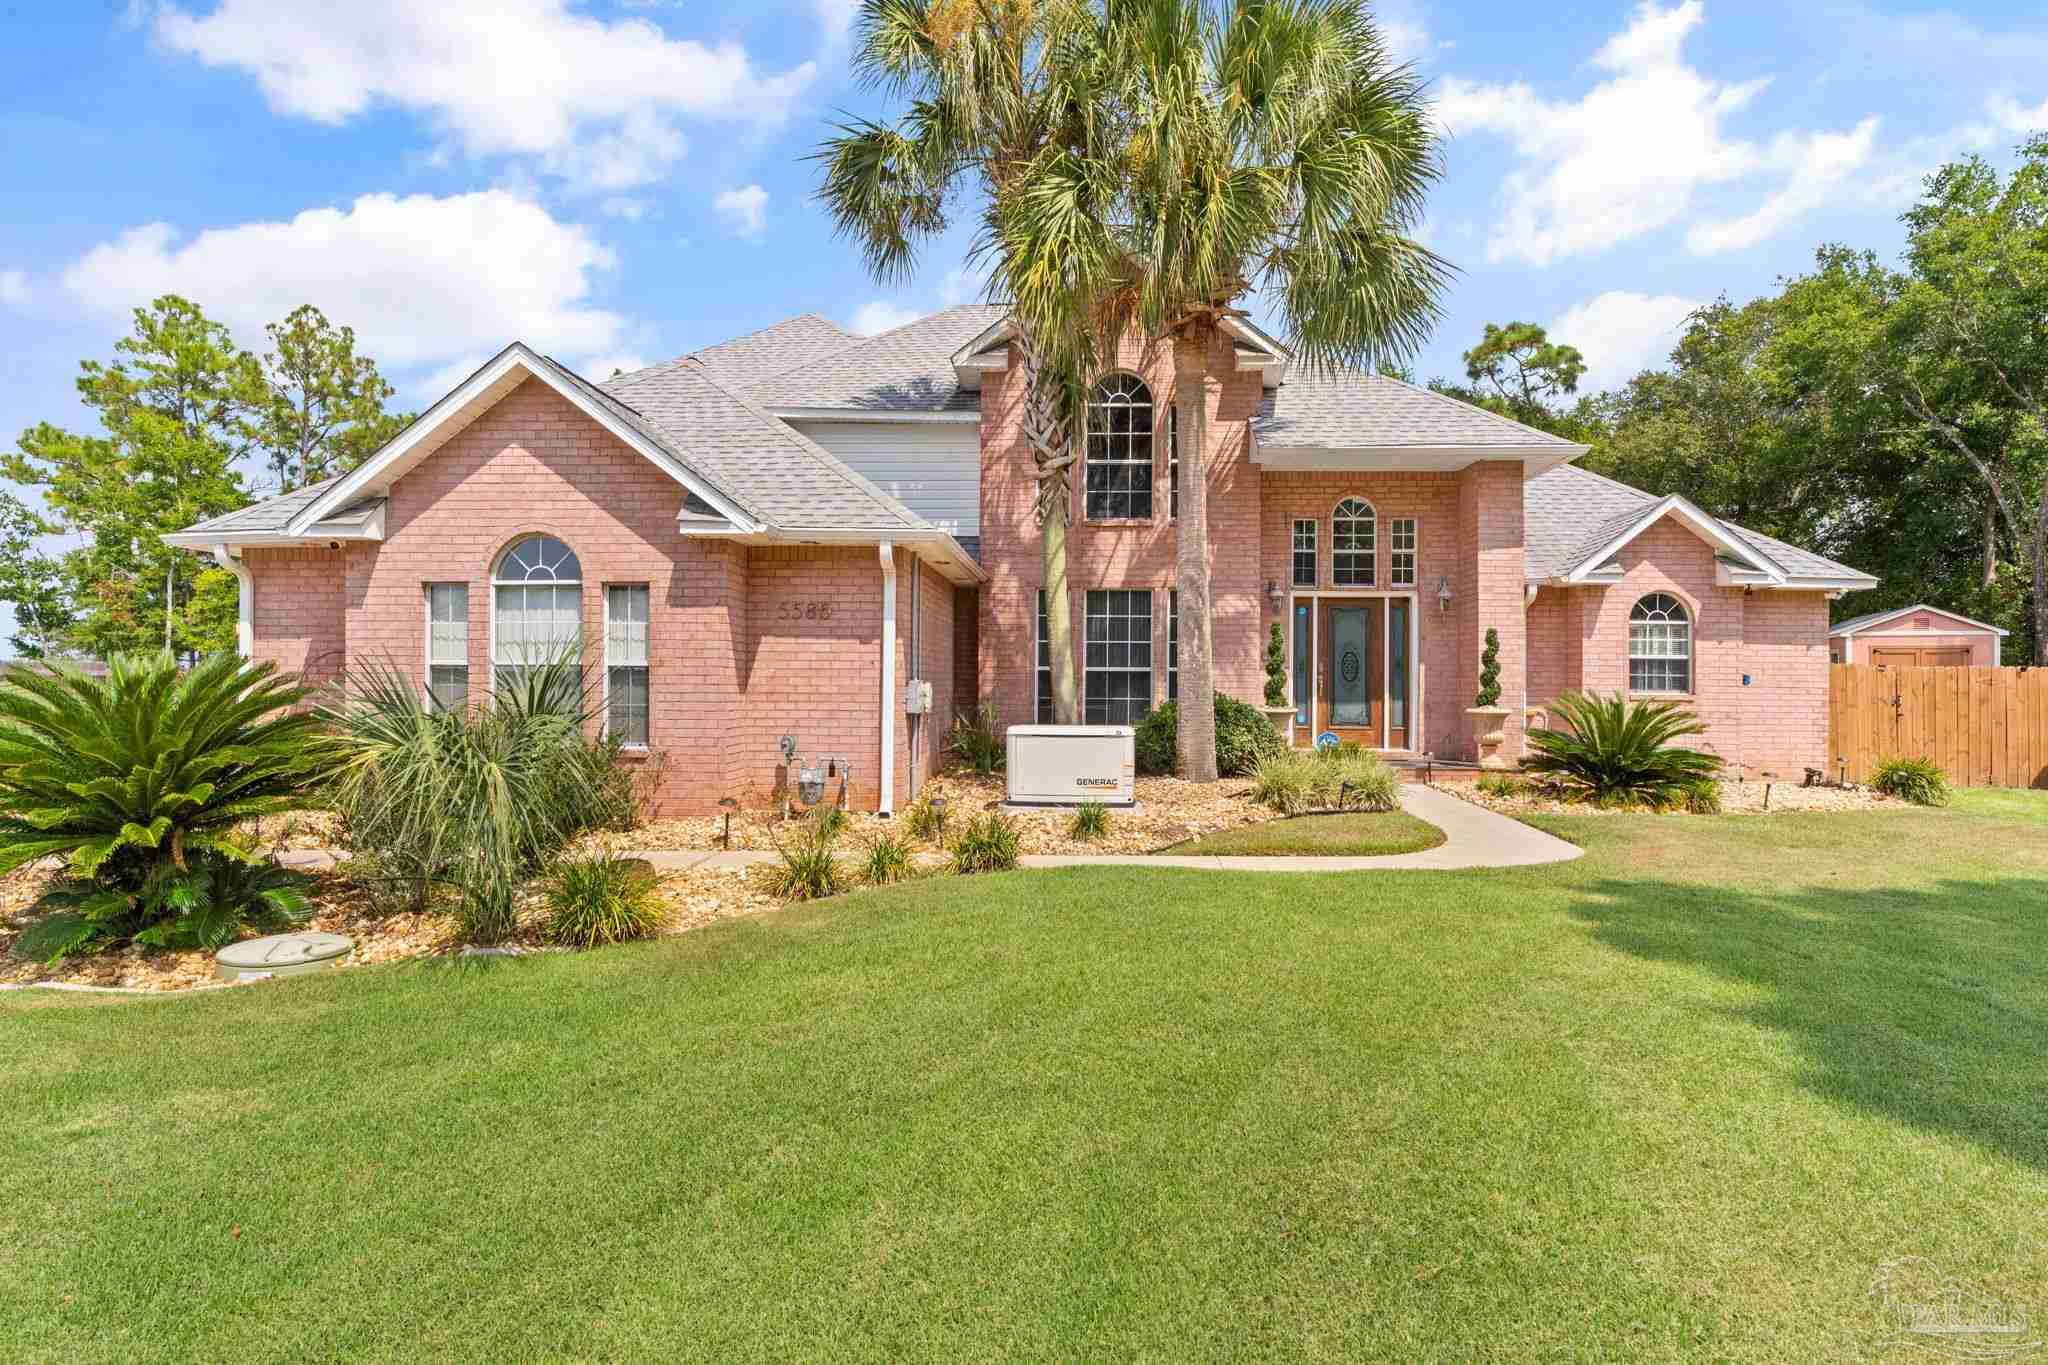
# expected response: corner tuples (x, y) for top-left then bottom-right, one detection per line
(1830, 604), (2008, 637)
(750, 304), (1009, 413)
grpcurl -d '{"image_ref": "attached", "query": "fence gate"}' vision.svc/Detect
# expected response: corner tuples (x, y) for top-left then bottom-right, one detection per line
(1828, 663), (2048, 789)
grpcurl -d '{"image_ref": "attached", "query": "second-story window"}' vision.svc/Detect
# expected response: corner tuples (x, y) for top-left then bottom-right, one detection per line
(1085, 373), (1154, 520)
(1333, 498), (1376, 586)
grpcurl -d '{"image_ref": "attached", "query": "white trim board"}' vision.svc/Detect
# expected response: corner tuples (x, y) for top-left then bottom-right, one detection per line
(1565, 495), (1783, 584)
(1831, 603), (2008, 637)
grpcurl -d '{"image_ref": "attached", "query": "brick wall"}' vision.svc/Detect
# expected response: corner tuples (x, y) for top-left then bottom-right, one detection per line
(241, 546), (348, 692)
(1457, 461), (1528, 759)
(977, 329), (1265, 731)
(1257, 470), (1461, 754)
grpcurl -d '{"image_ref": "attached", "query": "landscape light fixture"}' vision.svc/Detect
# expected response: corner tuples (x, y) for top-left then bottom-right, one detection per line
(930, 794), (948, 840)
(718, 796), (738, 850)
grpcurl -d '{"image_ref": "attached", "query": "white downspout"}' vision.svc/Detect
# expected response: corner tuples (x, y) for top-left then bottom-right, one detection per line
(878, 542), (897, 816)
(211, 542), (253, 659)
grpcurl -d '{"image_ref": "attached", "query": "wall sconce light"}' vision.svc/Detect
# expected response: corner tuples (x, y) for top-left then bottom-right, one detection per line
(1264, 579), (1283, 607)
(1436, 574), (1454, 614)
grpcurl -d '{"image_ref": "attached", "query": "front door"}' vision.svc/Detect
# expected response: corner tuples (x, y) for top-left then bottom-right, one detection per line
(1314, 602), (1381, 742)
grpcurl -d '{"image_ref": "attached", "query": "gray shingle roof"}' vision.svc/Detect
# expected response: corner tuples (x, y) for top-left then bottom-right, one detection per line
(624, 313), (853, 395)
(604, 356), (927, 533)
(1255, 371), (1586, 450)
(1523, 464), (1874, 586)
(176, 477), (342, 536)
(751, 304), (1008, 412)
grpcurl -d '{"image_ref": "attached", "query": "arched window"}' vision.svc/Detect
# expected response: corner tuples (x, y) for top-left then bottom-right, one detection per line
(493, 535), (583, 695)
(1629, 593), (1691, 693)
(1084, 373), (1155, 520)
(1332, 498), (1376, 586)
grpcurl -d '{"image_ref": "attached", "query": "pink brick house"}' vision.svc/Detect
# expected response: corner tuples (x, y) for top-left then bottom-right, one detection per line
(170, 306), (1877, 813)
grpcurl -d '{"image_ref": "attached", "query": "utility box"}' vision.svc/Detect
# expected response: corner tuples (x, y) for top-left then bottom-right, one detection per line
(1005, 724), (1136, 807)
(903, 679), (933, 714)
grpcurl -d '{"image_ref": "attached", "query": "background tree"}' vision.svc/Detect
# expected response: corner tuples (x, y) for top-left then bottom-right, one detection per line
(0, 491), (73, 657)
(1425, 321), (1605, 443)
(1, 296), (258, 657)
(252, 304), (411, 492)
(996, 0), (1447, 780)
(815, 0), (1100, 725)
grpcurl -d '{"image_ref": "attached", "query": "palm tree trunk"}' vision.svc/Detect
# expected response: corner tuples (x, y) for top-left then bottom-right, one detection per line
(1019, 335), (1079, 724)
(1173, 333), (1217, 782)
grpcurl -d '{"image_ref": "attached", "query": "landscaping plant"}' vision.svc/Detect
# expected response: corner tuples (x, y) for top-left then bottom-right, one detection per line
(1068, 801), (1110, 842)
(946, 704), (1005, 776)
(1521, 692), (1723, 810)
(1263, 625), (1288, 708)
(1474, 774), (1528, 799)
(1871, 756), (1952, 807)
(859, 830), (915, 886)
(543, 853), (664, 948)
(950, 810), (1021, 875)
(901, 787), (944, 842)
(0, 652), (329, 963)
(1135, 696), (1283, 777)
(1475, 628), (1503, 707)
(1684, 778), (1724, 815)
(321, 657), (638, 941)
(1249, 747), (1399, 816)
(764, 811), (844, 901)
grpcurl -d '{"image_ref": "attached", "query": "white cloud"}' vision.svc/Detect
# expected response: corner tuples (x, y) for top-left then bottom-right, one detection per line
(713, 184), (769, 239)
(1989, 95), (2048, 135)
(848, 301), (922, 336)
(1548, 290), (1702, 392)
(0, 270), (25, 305)
(152, 0), (814, 191)
(599, 196), (652, 222)
(62, 191), (625, 368)
(1437, 2), (1876, 265)
(815, 0), (860, 43)
(1686, 118), (1880, 254)
(936, 264), (988, 308)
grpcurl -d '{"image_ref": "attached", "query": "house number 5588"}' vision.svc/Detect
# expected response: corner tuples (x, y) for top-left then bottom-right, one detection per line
(778, 602), (834, 621)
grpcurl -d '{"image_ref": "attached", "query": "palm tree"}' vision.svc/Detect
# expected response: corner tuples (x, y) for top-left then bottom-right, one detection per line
(993, 0), (1448, 779)
(813, 0), (1106, 724)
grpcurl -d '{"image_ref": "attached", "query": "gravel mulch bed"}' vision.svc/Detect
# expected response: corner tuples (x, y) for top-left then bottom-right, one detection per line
(1447, 777), (1898, 819)
(591, 769), (1277, 857)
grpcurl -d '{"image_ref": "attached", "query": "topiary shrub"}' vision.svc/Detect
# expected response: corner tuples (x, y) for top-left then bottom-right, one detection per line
(1263, 624), (1288, 707)
(1135, 696), (1284, 777)
(1871, 756), (1952, 807)
(543, 853), (664, 947)
(1521, 691), (1723, 810)
(1475, 627), (1502, 707)
(0, 652), (329, 964)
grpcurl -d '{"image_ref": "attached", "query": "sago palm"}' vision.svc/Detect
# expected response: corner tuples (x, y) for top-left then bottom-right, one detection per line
(993, 0), (1448, 778)
(814, 0), (1106, 724)
(1521, 692), (1723, 810)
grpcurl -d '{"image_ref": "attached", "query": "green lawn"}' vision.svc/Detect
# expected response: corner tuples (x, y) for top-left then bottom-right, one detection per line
(5, 792), (2047, 1361)
(1164, 808), (1445, 856)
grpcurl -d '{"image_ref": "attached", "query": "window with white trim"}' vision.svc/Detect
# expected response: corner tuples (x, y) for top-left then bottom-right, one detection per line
(1168, 408), (1180, 520)
(1333, 498), (1376, 586)
(425, 584), (468, 712)
(1629, 593), (1691, 693)
(1084, 589), (1153, 725)
(1084, 374), (1155, 520)
(1036, 589), (1053, 724)
(1389, 517), (1417, 587)
(492, 535), (583, 696)
(605, 584), (650, 745)
(1167, 588), (1179, 702)
(1291, 519), (1317, 587)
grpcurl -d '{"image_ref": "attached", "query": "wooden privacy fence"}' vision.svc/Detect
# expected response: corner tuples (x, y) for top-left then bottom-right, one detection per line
(1829, 664), (2048, 789)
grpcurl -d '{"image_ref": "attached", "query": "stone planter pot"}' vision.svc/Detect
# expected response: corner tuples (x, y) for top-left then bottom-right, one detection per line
(1466, 705), (1514, 770)
(1261, 705), (1298, 747)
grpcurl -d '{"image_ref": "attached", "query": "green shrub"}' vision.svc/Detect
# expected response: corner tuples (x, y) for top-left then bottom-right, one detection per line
(1521, 692), (1723, 810)
(1683, 777), (1723, 815)
(1871, 756), (1952, 807)
(1135, 695), (1283, 777)
(901, 787), (944, 842)
(1475, 627), (1502, 707)
(322, 656), (638, 942)
(807, 803), (848, 841)
(1068, 801), (1110, 841)
(859, 829), (915, 885)
(543, 853), (664, 948)
(1248, 746), (1399, 815)
(950, 810), (1021, 874)
(1250, 750), (1318, 815)
(0, 652), (328, 963)
(763, 814), (844, 901)
(946, 703), (1005, 775)
(1263, 624), (1288, 707)
(1475, 774), (1527, 799)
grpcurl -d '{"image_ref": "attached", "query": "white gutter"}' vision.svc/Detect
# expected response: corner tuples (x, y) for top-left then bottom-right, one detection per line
(210, 543), (253, 659)
(878, 542), (897, 817)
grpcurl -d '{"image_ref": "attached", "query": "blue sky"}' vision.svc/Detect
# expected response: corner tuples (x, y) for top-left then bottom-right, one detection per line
(3, 0), (2047, 523)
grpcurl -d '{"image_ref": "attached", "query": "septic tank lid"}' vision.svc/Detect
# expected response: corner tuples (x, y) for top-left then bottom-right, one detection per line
(216, 931), (353, 971)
